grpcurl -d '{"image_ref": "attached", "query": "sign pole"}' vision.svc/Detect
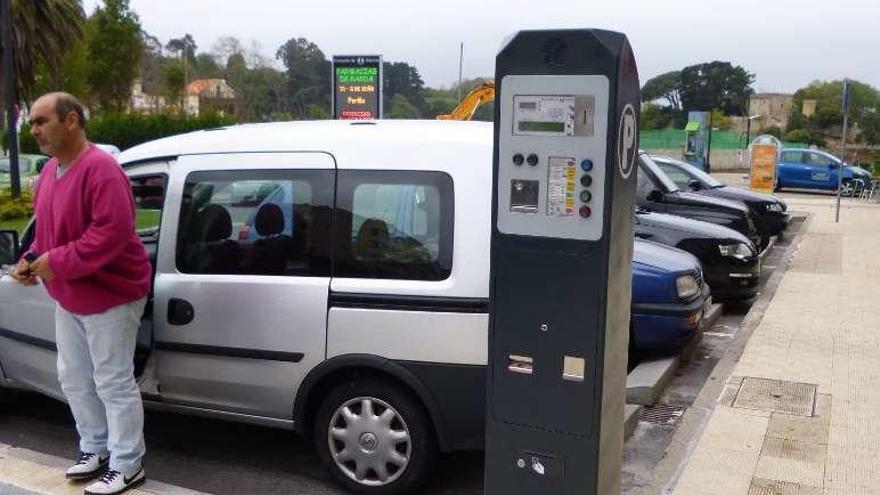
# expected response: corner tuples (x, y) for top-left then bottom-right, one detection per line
(835, 78), (849, 223)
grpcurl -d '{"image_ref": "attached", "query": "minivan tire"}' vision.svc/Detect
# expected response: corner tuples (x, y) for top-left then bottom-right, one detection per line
(314, 378), (437, 495)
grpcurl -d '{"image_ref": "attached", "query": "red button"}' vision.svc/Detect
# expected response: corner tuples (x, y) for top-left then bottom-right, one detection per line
(579, 206), (591, 218)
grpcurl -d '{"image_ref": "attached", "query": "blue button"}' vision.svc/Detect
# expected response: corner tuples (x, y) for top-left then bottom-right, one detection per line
(581, 159), (594, 171)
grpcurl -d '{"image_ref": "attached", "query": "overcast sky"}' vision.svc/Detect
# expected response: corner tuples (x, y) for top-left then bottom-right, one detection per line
(83, 0), (879, 93)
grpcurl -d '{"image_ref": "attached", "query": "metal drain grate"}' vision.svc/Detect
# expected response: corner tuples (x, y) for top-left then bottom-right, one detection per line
(732, 377), (817, 417)
(639, 405), (685, 426)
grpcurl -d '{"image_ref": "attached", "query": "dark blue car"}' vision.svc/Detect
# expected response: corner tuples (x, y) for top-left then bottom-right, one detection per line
(631, 238), (709, 353)
(777, 148), (872, 194)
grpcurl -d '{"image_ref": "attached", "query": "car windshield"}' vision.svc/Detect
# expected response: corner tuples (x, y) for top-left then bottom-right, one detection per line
(663, 158), (723, 188)
(0, 159), (8, 173)
(640, 154), (680, 192)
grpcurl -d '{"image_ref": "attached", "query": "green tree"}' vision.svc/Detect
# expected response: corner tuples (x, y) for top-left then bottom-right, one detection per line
(275, 37), (330, 118)
(641, 71), (682, 110)
(32, 37), (89, 98)
(788, 81), (880, 137)
(860, 109), (880, 146)
(193, 53), (222, 79)
(166, 34), (197, 67)
(163, 61), (186, 108)
(386, 94), (420, 119)
(86, 0), (143, 111)
(641, 103), (677, 130)
(138, 31), (167, 95)
(383, 61), (427, 117)
(679, 61), (754, 115)
(0, 0), (85, 101)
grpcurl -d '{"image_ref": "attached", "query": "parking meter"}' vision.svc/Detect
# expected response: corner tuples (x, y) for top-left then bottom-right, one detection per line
(487, 30), (639, 495)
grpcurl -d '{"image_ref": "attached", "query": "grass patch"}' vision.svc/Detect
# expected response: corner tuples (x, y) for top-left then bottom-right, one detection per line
(0, 210), (159, 236)
(0, 217), (30, 234)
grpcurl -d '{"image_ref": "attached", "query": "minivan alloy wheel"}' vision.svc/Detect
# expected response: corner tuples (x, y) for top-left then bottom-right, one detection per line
(328, 396), (412, 486)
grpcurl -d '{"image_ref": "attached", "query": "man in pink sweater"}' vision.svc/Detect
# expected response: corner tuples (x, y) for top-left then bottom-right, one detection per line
(11, 93), (151, 495)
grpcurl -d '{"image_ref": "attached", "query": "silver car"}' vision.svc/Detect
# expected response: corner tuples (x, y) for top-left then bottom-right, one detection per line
(0, 120), (493, 494)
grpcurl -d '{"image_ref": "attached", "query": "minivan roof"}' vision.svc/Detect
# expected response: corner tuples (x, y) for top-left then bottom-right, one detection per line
(118, 120), (494, 166)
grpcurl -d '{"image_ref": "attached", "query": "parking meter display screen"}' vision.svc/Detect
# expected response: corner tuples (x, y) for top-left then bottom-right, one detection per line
(513, 95), (595, 137)
(333, 56), (382, 120)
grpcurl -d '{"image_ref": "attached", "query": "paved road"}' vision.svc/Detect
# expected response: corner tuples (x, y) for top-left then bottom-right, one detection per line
(0, 181), (809, 495)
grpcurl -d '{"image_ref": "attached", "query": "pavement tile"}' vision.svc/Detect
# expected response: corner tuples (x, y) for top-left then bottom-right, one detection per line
(754, 438), (826, 487)
(673, 198), (880, 493)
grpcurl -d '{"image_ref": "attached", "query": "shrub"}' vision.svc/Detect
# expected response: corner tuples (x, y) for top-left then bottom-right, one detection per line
(0, 187), (33, 220)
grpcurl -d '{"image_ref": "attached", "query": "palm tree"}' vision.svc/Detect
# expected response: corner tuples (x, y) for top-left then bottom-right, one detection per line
(1, 0), (86, 101)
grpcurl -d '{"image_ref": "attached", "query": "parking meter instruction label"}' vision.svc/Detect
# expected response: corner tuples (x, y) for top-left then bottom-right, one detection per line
(547, 157), (576, 217)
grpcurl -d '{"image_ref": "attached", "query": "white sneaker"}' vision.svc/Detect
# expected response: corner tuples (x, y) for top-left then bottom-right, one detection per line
(84, 466), (145, 495)
(66, 451), (109, 480)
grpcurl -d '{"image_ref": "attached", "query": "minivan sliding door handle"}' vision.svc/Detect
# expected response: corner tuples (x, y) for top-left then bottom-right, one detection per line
(167, 298), (195, 325)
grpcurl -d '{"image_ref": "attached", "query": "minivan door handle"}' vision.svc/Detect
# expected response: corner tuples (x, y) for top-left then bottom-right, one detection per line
(167, 298), (195, 325)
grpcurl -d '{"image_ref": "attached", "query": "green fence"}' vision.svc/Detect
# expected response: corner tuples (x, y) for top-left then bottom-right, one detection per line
(640, 129), (807, 150)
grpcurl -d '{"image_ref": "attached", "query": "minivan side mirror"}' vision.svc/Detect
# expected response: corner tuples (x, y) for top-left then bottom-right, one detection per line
(0, 230), (19, 265)
(647, 190), (664, 202)
(688, 179), (702, 191)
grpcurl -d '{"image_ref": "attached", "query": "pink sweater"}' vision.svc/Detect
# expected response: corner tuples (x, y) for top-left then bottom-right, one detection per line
(29, 145), (151, 315)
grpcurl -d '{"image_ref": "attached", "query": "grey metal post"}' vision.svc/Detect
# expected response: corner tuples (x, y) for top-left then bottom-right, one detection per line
(835, 79), (849, 223)
(457, 42), (464, 104)
(1, 0), (21, 198)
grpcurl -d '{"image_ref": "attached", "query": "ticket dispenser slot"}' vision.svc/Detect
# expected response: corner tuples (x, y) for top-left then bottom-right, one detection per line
(486, 29), (640, 495)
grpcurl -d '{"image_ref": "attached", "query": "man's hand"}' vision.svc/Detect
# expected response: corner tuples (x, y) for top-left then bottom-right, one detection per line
(29, 253), (54, 282)
(9, 258), (38, 285)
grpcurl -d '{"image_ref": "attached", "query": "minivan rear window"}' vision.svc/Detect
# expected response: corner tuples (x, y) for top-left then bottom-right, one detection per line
(335, 170), (454, 281)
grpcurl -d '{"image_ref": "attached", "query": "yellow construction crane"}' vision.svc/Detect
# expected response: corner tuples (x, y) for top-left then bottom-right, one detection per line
(436, 80), (495, 120)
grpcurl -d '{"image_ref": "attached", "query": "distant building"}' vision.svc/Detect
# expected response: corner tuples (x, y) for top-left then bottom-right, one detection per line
(185, 78), (237, 117)
(748, 93), (793, 131)
(130, 79), (166, 114)
(802, 99), (818, 118)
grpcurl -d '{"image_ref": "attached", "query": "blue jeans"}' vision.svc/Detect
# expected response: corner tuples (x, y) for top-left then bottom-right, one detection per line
(55, 297), (147, 473)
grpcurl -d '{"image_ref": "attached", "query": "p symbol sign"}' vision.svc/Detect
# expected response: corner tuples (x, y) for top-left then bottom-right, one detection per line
(618, 104), (637, 179)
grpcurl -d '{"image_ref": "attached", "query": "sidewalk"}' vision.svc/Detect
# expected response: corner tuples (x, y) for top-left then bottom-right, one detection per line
(0, 443), (206, 495)
(670, 193), (880, 494)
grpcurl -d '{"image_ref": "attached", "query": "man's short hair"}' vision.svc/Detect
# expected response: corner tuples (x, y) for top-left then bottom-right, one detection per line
(54, 93), (87, 128)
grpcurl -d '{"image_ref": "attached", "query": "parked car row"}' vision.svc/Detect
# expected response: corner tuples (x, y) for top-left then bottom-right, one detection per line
(0, 121), (787, 495)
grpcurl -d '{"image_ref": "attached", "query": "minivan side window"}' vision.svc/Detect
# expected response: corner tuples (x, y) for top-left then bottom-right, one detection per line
(780, 151), (802, 163)
(176, 169), (333, 277)
(130, 175), (166, 236)
(335, 170), (454, 281)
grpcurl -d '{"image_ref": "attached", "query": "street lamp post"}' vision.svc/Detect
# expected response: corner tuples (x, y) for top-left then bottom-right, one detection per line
(745, 114), (763, 147)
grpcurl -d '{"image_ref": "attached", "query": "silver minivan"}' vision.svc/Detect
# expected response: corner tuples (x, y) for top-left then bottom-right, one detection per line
(0, 120), (494, 494)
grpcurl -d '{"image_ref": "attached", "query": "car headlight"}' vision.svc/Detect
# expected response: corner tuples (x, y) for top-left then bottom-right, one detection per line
(719, 242), (754, 258)
(766, 203), (784, 213)
(676, 275), (700, 299)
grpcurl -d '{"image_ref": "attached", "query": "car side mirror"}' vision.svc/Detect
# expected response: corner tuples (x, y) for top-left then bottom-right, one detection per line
(647, 190), (663, 202)
(688, 179), (702, 191)
(0, 230), (19, 265)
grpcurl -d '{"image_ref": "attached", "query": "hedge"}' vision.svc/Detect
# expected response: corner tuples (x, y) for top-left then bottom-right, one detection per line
(13, 112), (236, 154)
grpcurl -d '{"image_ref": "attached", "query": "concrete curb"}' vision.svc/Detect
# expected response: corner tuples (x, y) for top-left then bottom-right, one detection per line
(0, 443), (209, 495)
(625, 300), (722, 407)
(635, 212), (811, 495)
(702, 303), (724, 332)
(626, 356), (680, 406)
(624, 405), (642, 440)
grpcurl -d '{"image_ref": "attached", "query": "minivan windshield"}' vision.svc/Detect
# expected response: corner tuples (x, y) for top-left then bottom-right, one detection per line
(640, 154), (680, 192)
